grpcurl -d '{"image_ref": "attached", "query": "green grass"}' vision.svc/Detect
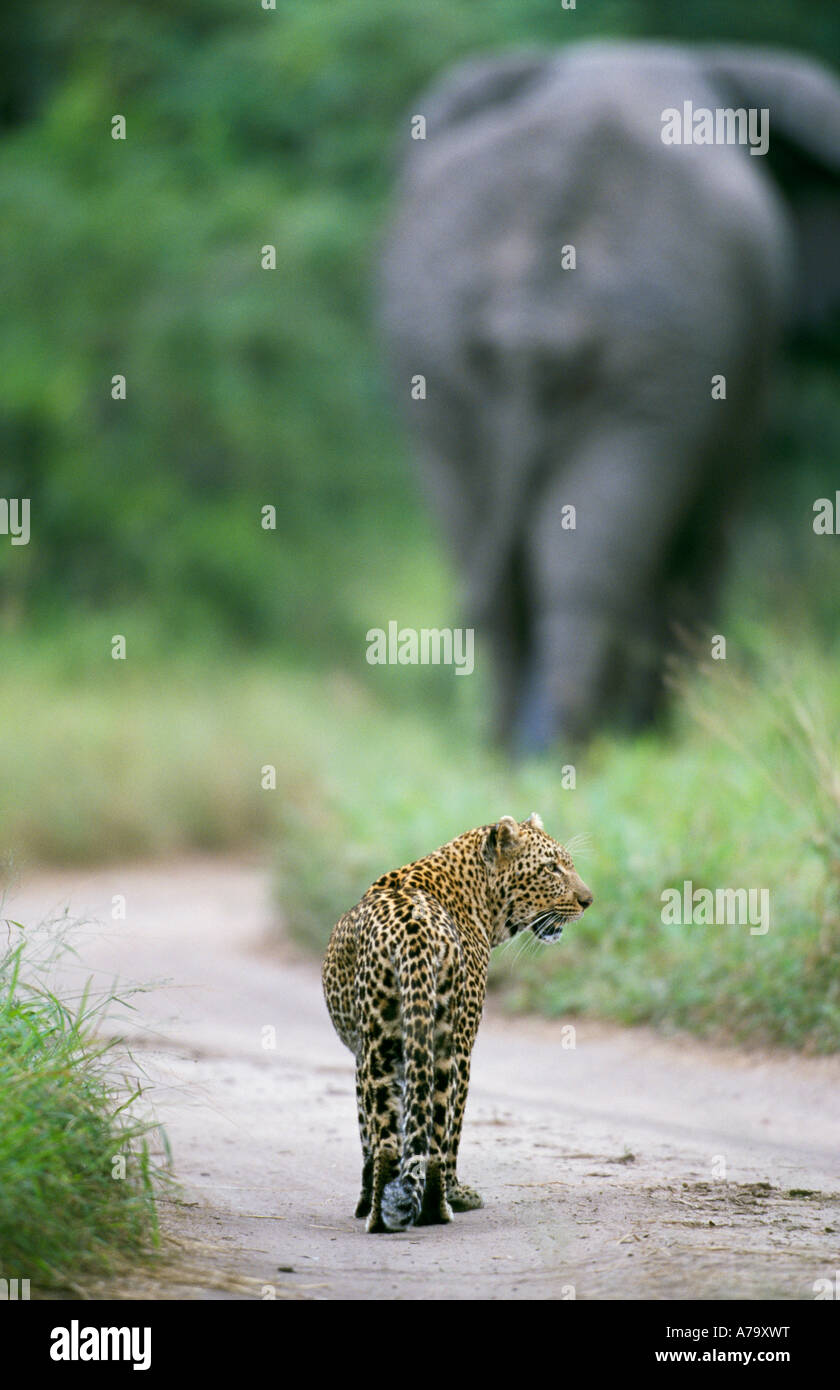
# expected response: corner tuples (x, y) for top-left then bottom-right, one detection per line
(271, 636), (840, 1054)
(0, 917), (169, 1291)
(1, 601), (839, 1055)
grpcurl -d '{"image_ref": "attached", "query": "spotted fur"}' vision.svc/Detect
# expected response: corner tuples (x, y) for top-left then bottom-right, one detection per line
(322, 812), (593, 1233)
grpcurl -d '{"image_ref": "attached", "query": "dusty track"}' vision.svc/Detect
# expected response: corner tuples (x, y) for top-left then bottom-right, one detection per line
(9, 859), (840, 1300)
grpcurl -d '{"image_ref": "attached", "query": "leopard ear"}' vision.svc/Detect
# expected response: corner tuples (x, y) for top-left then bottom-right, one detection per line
(526, 811), (544, 831)
(483, 815), (522, 867)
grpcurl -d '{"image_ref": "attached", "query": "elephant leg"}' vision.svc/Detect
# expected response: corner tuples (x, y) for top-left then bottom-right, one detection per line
(663, 406), (761, 652)
(403, 384), (533, 738)
(517, 427), (708, 751)
(402, 377), (481, 570)
(483, 542), (531, 741)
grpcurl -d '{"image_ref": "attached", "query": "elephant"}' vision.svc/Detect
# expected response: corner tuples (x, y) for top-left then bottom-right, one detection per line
(378, 41), (840, 751)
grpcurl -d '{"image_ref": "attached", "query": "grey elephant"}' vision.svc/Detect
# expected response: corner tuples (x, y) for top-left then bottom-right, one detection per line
(379, 41), (840, 750)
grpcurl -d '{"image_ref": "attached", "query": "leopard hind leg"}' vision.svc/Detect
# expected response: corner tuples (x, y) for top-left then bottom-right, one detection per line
(416, 940), (459, 1226)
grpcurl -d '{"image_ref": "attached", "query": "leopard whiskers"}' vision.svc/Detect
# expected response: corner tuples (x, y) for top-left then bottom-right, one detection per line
(563, 832), (593, 857)
(509, 933), (531, 968)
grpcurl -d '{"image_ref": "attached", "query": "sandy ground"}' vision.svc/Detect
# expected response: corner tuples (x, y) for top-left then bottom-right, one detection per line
(7, 857), (839, 1301)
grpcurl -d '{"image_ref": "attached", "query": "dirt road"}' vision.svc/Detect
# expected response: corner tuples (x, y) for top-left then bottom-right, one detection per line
(8, 858), (839, 1300)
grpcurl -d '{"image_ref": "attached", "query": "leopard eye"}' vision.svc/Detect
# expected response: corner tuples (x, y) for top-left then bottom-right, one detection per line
(549, 863), (566, 876)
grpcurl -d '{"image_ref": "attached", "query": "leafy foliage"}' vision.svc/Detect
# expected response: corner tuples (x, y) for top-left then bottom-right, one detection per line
(1, 2), (838, 653)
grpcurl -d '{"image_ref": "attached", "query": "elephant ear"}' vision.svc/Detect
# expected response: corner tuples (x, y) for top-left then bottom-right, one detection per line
(704, 47), (840, 328)
(415, 49), (557, 140)
(702, 47), (840, 173)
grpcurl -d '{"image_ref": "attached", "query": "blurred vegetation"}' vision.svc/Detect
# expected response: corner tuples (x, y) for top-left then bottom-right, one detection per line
(1, 0), (839, 654)
(0, 3), (839, 1052)
(1, 621), (838, 1051)
(274, 637), (840, 1054)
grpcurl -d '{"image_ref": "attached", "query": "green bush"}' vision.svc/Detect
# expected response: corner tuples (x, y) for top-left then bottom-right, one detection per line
(0, 921), (168, 1288)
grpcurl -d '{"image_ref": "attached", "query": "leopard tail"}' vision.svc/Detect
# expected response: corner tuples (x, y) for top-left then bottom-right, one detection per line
(380, 935), (438, 1232)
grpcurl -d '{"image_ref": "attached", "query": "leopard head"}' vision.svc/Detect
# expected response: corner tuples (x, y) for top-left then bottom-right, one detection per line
(481, 812), (593, 946)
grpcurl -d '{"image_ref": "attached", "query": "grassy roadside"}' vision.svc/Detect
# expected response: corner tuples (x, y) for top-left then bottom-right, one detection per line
(0, 916), (169, 1292)
(1, 616), (838, 1054)
(271, 640), (840, 1054)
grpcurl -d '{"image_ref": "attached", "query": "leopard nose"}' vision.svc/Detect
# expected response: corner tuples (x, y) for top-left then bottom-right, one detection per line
(576, 889), (593, 910)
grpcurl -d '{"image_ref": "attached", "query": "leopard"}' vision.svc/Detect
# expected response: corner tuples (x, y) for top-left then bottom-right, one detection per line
(322, 812), (593, 1233)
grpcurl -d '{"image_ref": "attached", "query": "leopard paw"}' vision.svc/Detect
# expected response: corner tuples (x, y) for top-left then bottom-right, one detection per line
(415, 1198), (453, 1227)
(447, 1181), (483, 1212)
